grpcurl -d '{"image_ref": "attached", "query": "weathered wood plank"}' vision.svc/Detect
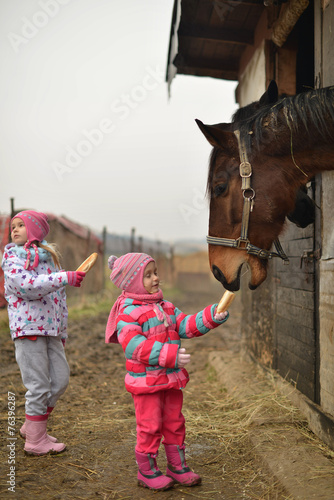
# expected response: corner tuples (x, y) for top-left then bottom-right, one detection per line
(277, 359), (315, 401)
(276, 287), (314, 310)
(280, 220), (314, 242)
(319, 260), (334, 414)
(319, 387), (334, 414)
(277, 332), (315, 364)
(285, 238), (314, 257)
(276, 304), (314, 329)
(276, 256), (314, 274)
(320, 365), (334, 396)
(276, 317), (315, 346)
(276, 271), (314, 291)
(276, 342), (315, 382)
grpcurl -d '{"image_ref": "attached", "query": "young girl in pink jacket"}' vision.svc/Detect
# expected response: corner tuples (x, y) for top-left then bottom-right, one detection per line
(105, 252), (229, 491)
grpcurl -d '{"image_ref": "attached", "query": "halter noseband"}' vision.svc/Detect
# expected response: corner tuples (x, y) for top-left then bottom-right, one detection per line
(206, 129), (289, 263)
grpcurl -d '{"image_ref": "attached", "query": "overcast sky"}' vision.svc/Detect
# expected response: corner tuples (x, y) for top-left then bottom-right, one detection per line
(0, 0), (238, 244)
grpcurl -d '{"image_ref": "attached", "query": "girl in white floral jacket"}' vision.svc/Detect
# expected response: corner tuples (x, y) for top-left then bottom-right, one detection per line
(2, 210), (85, 456)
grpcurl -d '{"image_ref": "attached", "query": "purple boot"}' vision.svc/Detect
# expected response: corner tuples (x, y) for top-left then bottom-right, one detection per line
(165, 444), (201, 486)
(135, 451), (174, 491)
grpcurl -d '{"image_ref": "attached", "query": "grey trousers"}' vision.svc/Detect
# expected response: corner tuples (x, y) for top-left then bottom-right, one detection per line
(15, 336), (70, 416)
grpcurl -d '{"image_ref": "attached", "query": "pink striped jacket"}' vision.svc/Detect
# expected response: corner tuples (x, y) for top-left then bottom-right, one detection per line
(115, 297), (228, 394)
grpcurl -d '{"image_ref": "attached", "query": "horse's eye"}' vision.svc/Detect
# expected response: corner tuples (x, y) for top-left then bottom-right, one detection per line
(214, 183), (228, 197)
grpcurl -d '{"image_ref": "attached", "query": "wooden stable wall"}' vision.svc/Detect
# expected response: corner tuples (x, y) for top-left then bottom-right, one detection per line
(273, 210), (316, 402)
(315, 0), (334, 416)
(242, 1), (334, 418)
(241, 208), (317, 403)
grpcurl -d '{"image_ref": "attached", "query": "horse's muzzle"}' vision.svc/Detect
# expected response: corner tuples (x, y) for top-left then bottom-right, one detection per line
(212, 265), (241, 292)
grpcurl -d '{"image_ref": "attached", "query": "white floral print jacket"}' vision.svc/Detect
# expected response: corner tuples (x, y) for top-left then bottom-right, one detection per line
(2, 242), (69, 341)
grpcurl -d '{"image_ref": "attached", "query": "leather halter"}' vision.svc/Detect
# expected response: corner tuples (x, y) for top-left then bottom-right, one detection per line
(206, 129), (289, 263)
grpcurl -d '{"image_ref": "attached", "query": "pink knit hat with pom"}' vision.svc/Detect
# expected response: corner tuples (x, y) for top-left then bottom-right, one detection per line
(11, 210), (50, 269)
(108, 253), (154, 295)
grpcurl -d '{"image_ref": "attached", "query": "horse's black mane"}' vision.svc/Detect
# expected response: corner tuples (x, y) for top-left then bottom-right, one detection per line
(232, 86), (334, 152)
(207, 86), (334, 198)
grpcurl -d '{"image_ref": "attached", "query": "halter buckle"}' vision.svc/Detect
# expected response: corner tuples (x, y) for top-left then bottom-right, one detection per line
(257, 249), (271, 259)
(236, 237), (250, 250)
(242, 188), (255, 200)
(239, 161), (252, 177)
(243, 188), (255, 211)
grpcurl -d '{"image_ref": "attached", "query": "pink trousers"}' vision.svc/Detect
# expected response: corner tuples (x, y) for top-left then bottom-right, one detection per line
(132, 389), (186, 454)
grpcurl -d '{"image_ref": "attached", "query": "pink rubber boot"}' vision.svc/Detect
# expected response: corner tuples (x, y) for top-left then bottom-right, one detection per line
(165, 444), (201, 486)
(20, 407), (57, 442)
(135, 451), (174, 491)
(24, 415), (66, 456)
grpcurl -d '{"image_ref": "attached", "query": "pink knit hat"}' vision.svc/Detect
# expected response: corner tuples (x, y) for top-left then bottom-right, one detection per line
(108, 253), (154, 294)
(11, 210), (50, 269)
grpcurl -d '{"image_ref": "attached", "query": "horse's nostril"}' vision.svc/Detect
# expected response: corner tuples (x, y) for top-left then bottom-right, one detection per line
(212, 265), (224, 283)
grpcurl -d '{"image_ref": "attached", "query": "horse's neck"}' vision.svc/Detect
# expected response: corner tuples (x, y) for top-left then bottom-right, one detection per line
(294, 144), (334, 179)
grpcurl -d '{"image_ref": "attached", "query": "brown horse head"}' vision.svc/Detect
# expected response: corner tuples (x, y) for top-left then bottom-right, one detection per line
(196, 84), (334, 291)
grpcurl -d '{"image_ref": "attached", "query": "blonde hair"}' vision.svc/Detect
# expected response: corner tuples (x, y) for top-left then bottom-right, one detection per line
(38, 241), (62, 269)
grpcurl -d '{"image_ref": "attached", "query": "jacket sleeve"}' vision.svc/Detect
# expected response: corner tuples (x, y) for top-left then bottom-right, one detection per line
(175, 304), (229, 339)
(116, 311), (178, 367)
(2, 255), (68, 300)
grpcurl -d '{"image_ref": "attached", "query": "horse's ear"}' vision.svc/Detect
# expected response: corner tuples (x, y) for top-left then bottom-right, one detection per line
(259, 80), (278, 106)
(195, 119), (234, 149)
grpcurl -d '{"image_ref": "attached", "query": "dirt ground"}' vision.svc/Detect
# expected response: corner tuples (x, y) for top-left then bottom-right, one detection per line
(0, 287), (308, 499)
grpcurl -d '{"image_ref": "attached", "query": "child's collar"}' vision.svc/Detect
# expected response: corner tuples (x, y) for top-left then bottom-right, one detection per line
(12, 240), (51, 262)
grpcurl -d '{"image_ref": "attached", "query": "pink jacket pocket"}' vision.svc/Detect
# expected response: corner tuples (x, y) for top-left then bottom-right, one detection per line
(146, 367), (169, 387)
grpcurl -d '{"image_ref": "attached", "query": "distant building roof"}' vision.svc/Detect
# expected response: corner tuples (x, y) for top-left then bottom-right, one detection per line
(46, 213), (102, 244)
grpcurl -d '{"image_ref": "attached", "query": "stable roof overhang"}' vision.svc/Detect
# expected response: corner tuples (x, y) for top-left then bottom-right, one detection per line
(166, 0), (266, 92)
